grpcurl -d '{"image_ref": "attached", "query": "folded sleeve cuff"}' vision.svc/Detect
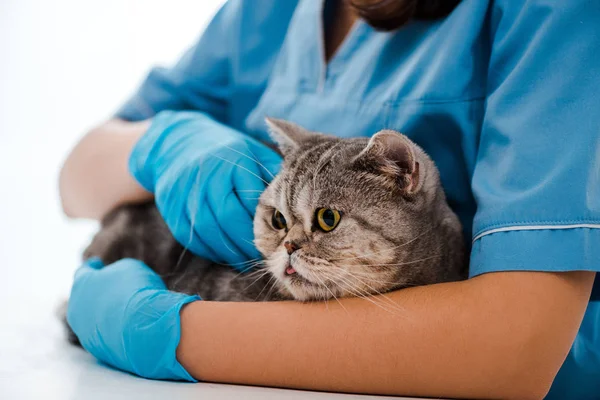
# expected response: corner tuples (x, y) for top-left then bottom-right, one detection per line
(126, 292), (201, 382)
(115, 94), (158, 122)
(469, 225), (600, 278)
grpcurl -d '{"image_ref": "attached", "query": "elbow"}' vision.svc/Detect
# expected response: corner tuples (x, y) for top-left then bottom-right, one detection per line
(498, 379), (553, 400)
(465, 271), (590, 400)
(492, 332), (569, 400)
(57, 126), (102, 219)
(58, 142), (90, 219)
(58, 166), (76, 219)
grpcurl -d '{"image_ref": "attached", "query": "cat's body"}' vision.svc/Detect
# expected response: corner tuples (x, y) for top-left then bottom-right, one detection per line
(84, 202), (278, 302)
(66, 120), (466, 343)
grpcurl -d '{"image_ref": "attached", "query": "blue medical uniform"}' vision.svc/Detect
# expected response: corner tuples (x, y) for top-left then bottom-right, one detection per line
(116, 0), (600, 397)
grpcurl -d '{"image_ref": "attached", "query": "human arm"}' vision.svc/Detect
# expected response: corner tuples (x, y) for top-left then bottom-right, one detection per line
(177, 271), (595, 400)
(66, 253), (595, 399)
(59, 119), (151, 219)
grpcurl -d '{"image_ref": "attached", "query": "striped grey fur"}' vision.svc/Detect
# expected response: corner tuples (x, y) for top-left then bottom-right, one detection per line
(64, 119), (465, 343)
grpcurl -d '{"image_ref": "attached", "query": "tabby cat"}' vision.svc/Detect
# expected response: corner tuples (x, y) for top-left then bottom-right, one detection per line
(65, 119), (465, 342)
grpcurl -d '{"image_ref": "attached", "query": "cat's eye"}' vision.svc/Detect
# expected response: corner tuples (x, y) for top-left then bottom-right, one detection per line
(271, 210), (287, 230)
(316, 208), (341, 232)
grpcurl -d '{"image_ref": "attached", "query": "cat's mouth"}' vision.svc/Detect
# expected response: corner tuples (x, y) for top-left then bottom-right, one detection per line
(285, 265), (297, 276)
(283, 262), (315, 286)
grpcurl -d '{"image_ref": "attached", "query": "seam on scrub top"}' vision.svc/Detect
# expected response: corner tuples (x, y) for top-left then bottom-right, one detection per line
(472, 223), (600, 244)
(265, 83), (486, 106)
(473, 218), (600, 237)
(384, 96), (486, 106)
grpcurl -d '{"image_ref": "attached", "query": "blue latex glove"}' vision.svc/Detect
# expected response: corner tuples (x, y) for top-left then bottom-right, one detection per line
(129, 111), (282, 267)
(67, 258), (199, 381)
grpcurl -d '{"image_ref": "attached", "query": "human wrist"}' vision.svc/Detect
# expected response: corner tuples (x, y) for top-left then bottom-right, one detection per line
(123, 288), (201, 381)
(127, 110), (230, 192)
(128, 110), (177, 192)
(176, 300), (210, 380)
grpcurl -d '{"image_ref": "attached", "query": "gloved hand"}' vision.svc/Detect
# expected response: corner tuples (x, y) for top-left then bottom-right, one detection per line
(129, 111), (282, 268)
(67, 258), (199, 381)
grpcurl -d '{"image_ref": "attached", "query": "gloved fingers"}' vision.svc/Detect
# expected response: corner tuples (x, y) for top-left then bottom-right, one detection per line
(180, 172), (240, 264)
(114, 259), (168, 291)
(178, 154), (252, 265)
(170, 201), (222, 263)
(209, 152), (265, 256)
(225, 139), (283, 184)
(251, 144), (283, 183)
(201, 190), (252, 266)
(86, 257), (105, 269)
(229, 152), (273, 218)
(155, 164), (221, 262)
(209, 177), (261, 266)
(73, 258), (167, 295)
(182, 206), (224, 263)
(161, 199), (218, 261)
(72, 257), (105, 282)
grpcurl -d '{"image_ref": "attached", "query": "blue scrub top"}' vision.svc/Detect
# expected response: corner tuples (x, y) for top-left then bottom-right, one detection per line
(116, 0), (600, 397)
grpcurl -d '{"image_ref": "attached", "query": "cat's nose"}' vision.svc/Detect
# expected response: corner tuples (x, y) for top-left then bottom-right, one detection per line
(284, 241), (300, 255)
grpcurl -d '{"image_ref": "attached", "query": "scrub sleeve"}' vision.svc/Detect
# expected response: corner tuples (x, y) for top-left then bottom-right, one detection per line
(470, 3), (600, 398)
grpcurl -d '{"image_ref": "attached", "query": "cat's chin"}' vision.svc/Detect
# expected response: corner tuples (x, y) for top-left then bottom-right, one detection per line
(282, 285), (335, 302)
(276, 276), (341, 302)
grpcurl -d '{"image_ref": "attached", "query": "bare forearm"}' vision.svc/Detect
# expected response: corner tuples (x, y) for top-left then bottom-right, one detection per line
(178, 271), (594, 400)
(59, 119), (152, 219)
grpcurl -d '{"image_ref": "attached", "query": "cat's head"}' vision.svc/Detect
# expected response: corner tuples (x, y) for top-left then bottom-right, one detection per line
(254, 118), (464, 301)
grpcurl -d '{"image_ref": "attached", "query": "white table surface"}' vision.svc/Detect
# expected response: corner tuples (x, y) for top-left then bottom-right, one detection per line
(0, 275), (414, 400)
(2, 325), (408, 400)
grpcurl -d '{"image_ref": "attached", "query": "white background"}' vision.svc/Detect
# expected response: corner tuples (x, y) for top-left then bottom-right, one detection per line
(0, 0), (224, 385)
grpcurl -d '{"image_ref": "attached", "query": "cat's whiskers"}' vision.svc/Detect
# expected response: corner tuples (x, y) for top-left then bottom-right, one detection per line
(333, 254), (442, 269)
(326, 267), (408, 314)
(173, 247), (189, 275)
(223, 144), (276, 181)
(219, 229), (241, 257)
(317, 267), (399, 284)
(257, 274), (280, 301)
(246, 253), (287, 299)
(323, 270), (403, 316)
(316, 269), (396, 307)
(228, 257), (263, 268)
(174, 165), (207, 273)
(242, 238), (257, 248)
(228, 261), (270, 283)
(314, 266), (408, 316)
(336, 277), (407, 317)
(309, 271), (349, 314)
(243, 269), (274, 293)
(326, 227), (434, 262)
(211, 154), (271, 186)
(251, 274), (274, 301)
(232, 264), (268, 280)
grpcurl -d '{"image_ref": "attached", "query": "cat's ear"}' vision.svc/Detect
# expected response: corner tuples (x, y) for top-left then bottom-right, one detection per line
(353, 130), (421, 194)
(265, 118), (316, 155)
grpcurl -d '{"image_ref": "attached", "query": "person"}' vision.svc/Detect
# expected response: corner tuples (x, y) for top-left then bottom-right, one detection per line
(59, 0), (600, 399)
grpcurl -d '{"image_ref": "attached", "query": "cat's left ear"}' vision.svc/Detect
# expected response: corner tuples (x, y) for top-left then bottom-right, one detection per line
(265, 118), (317, 156)
(353, 130), (422, 194)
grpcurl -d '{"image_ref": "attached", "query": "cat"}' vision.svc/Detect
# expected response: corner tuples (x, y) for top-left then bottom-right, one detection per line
(64, 118), (465, 343)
